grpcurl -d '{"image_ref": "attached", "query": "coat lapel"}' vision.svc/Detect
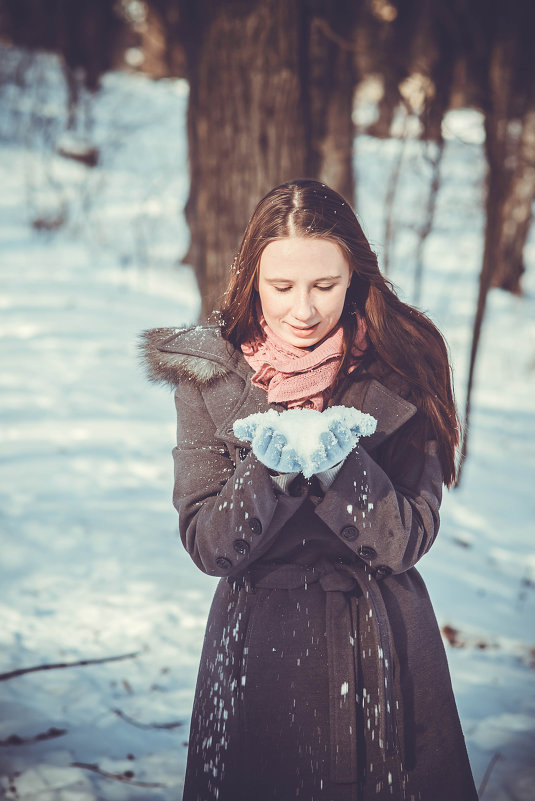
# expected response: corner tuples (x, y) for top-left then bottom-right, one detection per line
(334, 378), (417, 451)
(214, 372), (287, 446)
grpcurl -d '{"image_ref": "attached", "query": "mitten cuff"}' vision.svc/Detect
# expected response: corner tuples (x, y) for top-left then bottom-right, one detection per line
(315, 461), (344, 491)
(270, 470), (300, 495)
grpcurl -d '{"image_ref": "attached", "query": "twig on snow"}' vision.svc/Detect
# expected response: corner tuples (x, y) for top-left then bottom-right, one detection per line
(71, 762), (166, 788)
(0, 651), (141, 682)
(0, 727), (67, 747)
(478, 751), (501, 799)
(113, 707), (184, 730)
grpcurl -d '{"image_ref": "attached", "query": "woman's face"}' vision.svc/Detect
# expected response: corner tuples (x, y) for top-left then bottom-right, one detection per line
(257, 237), (351, 348)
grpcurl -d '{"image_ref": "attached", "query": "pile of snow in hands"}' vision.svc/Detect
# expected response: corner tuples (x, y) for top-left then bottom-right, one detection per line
(234, 406), (377, 477)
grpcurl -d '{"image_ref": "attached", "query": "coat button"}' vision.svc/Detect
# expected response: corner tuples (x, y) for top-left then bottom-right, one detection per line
(238, 447), (248, 461)
(358, 545), (377, 560)
(248, 518), (262, 535)
(233, 539), (250, 555)
(341, 525), (359, 541)
(374, 564), (392, 579)
(215, 556), (232, 571)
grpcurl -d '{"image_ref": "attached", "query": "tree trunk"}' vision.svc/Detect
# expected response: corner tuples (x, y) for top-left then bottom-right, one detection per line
(0, 0), (122, 87)
(456, 39), (516, 484)
(456, 110), (507, 485)
(178, 0), (356, 319)
(489, 109), (535, 293)
(308, 6), (356, 202)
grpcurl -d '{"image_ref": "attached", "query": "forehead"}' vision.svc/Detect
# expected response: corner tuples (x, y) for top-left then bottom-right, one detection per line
(259, 237), (349, 276)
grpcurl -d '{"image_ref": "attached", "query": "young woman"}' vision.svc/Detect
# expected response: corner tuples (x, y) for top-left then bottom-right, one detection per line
(142, 179), (478, 801)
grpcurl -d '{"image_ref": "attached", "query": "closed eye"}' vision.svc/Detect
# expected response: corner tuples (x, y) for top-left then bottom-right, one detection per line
(271, 282), (338, 292)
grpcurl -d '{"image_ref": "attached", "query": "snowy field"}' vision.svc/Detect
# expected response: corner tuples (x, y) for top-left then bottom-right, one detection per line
(1, 47), (534, 801)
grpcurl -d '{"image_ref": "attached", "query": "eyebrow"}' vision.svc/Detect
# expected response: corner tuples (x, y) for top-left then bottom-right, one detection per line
(265, 274), (344, 283)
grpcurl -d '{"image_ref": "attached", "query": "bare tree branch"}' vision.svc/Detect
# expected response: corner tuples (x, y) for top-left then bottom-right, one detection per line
(478, 752), (502, 799)
(383, 112), (411, 273)
(71, 762), (166, 788)
(413, 138), (445, 306)
(0, 651), (141, 682)
(0, 727), (67, 747)
(113, 707), (184, 730)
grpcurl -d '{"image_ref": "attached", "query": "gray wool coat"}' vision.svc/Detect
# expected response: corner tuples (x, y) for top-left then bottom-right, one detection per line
(141, 325), (478, 801)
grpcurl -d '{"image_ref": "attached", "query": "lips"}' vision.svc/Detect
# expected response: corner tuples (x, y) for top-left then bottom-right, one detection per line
(286, 322), (320, 338)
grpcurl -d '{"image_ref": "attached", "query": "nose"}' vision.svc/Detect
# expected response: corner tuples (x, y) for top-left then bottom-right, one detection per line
(292, 290), (316, 323)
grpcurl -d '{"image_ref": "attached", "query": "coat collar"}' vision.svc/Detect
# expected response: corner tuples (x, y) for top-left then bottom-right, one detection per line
(140, 326), (417, 450)
(140, 325), (248, 387)
(335, 378), (417, 451)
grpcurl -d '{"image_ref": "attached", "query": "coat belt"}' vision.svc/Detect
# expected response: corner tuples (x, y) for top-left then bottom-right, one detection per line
(244, 559), (403, 786)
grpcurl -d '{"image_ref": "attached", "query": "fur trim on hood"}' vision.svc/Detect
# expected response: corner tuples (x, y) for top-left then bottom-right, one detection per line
(139, 326), (235, 389)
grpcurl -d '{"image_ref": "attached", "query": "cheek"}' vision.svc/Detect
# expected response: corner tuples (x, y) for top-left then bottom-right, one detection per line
(324, 290), (347, 319)
(259, 289), (282, 320)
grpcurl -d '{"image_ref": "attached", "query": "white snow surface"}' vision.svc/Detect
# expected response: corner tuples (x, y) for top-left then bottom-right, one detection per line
(1, 45), (534, 801)
(234, 406), (377, 477)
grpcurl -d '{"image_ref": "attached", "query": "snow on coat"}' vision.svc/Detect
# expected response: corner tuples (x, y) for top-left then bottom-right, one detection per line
(140, 324), (478, 801)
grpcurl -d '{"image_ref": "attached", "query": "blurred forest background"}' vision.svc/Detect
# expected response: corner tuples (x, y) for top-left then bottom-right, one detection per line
(1, 2), (534, 800)
(2, 0), (534, 473)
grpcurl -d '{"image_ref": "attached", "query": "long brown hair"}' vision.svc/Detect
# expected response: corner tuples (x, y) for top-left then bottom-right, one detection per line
(219, 179), (459, 485)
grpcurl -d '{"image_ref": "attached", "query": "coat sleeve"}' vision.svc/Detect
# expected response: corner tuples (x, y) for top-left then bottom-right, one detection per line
(172, 381), (308, 576)
(314, 435), (443, 577)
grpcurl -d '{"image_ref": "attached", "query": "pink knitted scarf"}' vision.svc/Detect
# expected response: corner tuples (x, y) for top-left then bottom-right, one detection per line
(241, 314), (368, 411)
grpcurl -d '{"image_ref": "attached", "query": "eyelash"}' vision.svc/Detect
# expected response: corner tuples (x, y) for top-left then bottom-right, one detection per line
(274, 285), (335, 293)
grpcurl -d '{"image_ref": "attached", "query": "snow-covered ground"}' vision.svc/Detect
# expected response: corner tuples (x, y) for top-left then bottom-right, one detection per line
(1, 46), (534, 801)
